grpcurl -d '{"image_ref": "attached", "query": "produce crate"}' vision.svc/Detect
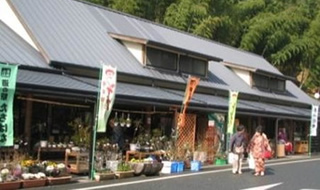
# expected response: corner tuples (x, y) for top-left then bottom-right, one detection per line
(190, 161), (201, 171)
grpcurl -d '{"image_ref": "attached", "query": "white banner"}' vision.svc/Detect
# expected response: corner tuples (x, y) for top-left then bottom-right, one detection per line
(310, 105), (319, 136)
(97, 65), (117, 132)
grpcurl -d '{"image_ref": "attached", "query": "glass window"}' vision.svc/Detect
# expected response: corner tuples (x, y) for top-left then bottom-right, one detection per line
(252, 74), (269, 89)
(270, 78), (285, 91)
(179, 55), (207, 76)
(146, 47), (177, 71)
(253, 73), (286, 92)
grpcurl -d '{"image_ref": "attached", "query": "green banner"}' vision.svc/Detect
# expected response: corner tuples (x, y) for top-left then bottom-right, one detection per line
(0, 63), (18, 146)
(227, 91), (238, 134)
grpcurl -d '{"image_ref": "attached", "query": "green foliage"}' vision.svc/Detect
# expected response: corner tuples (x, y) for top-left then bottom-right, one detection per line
(84, 0), (320, 94)
(164, 0), (210, 32)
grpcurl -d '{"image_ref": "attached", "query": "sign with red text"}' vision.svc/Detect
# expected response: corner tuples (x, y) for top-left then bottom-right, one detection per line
(97, 65), (117, 132)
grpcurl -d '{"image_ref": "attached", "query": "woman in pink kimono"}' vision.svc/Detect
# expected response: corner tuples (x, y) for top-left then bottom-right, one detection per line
(247, 125), (271, 176)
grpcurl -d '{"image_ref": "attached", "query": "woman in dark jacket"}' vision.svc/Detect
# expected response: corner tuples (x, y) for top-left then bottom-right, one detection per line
(230, 125), (247, 174)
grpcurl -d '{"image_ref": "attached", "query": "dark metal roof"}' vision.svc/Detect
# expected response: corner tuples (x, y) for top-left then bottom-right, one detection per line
(0, 21), (49, 68)
(8, 0), (318, 108)
(17, 70), (97, 93)
(89, 4), (281, 75)
(70, 76), (312, 119)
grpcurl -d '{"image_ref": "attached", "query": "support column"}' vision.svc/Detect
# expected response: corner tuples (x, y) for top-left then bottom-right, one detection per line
(24, 94), (33, 152)
(145, 106), (152, 134)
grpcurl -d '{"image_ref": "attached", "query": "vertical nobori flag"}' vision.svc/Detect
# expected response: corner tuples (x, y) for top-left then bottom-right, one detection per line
(227, 91), (239, 134)
(0, 63), (18, 146)
(178, 76), (200, 127)
(97, 65), (117, 133)
(310, 105), (319, 136)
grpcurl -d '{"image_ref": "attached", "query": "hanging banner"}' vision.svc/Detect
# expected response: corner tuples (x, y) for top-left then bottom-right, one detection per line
(310, 105), (319, 136)
(178, 76), (200, 127)
(97, 65), (117, 133)
(0, 63), (18, 146)
(227, 91), (239, 134)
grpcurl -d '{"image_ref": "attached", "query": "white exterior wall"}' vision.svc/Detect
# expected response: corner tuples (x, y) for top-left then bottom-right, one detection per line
(122, 41), (144, 64)
(0, 0), (38, 50)
(232, 68), (251, 85)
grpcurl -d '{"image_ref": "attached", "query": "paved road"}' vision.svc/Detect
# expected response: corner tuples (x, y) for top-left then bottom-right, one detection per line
(30, 157), (320, 190)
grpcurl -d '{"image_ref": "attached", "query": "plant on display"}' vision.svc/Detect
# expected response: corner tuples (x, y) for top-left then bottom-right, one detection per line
(68, 117), (91, 148)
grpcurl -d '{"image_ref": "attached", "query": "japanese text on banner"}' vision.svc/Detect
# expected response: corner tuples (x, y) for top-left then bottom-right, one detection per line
(310, 105), (318, 137)
(97, 65), (117, 133)
(227, 91), (239, 134)
(0, 63), (18, 146)
(178, 76), (200, 127)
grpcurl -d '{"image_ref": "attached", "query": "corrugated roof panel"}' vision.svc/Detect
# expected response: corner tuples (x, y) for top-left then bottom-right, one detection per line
(94, 5), (281, 75)
(17, 70), (97, 92)
(10, 0), (149, 75)
(8, 0), (317, 107)
(0, 21), (49, 68)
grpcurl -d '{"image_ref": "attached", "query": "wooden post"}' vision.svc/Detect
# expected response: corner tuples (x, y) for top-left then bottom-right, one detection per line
(145, 106), (152, 133)
(24, 94), (33, 152)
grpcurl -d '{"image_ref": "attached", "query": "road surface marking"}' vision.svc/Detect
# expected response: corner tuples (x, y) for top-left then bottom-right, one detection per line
(240, 182), (283, 190)
(73, 158), (320, 190)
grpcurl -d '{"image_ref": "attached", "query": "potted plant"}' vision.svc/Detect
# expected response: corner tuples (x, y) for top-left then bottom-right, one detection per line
(114, 162), (134, 179)
(69, 117), (91, 150)
(94, 169), (114, 182)
(0, 167), (22, 190)
(113, 112), (119, 126)
(20, 159), (47, 188)
(214, 151), (227, 165)
(126, 113), (131, 128)
(119, 113), (126, 127)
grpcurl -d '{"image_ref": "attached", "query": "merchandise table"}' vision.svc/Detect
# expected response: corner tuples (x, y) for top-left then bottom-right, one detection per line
(36, 147), (67, 161)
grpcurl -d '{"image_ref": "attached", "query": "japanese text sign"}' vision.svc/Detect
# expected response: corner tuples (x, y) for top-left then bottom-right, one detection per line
(0, 63), (18, 146)
(97, 65), (117, 132)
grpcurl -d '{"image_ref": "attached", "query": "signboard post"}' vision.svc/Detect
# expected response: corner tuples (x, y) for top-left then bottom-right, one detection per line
(90, 65), (117, 180)
(226, 90), (239, 152)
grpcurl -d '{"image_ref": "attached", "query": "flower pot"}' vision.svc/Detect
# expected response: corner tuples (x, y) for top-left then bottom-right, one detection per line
(22, 178), (47, 188)
(47, 176), (72, 185)
(215, 159), (227, 166)
(129, 162), (145, 176)
(114, 170), (134, 179)
(143, 162), (163, 176)
(94, 173), (114, 182)
(129, 144), (137, 151)
(0, 180), (22, 190)
(40, 140), (48, 148)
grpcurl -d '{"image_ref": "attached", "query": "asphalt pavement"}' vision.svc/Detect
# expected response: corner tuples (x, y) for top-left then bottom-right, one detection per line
(26, 154), (320, 190)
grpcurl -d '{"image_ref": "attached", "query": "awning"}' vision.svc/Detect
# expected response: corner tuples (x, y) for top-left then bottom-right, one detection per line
(16, 69), (312, 120)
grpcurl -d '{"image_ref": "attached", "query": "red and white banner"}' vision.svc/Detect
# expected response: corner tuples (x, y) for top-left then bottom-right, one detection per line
(97, 65), (117, 132)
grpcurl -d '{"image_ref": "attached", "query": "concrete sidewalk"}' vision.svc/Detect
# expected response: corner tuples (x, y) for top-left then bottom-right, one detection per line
(69, 153), (317, 185)
(202, 153), (314, 170)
